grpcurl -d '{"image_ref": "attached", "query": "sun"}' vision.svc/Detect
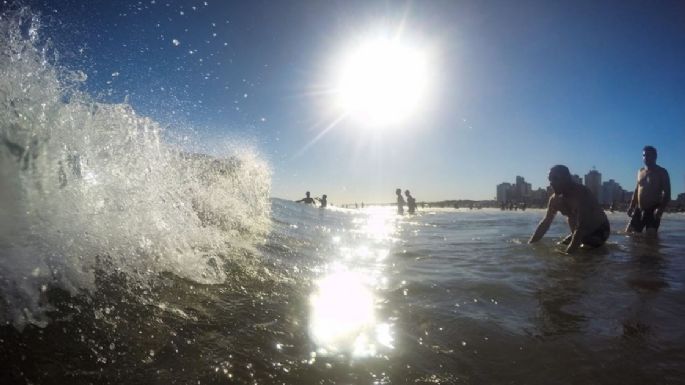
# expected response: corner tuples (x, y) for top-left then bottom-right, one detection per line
(334, 37), (430, 128)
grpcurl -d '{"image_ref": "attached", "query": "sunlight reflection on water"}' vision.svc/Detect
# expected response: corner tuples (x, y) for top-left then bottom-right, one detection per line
(353, 206), (397, 241)
(309, 207), (396, 357)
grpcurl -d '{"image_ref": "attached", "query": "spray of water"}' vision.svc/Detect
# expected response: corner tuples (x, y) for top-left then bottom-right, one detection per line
(0, 7), (271, 328)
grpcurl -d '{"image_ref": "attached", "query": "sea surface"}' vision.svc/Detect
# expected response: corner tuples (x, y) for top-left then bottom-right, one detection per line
(2, 200), (685, 384)
(2, 6), (685, 385)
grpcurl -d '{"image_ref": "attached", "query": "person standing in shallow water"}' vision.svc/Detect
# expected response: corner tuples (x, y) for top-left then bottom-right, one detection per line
(316, 194), (327, 208)
(396, 188), (405, 215)
(295, 191), (316, 205)
(405, 190), (417, 214)
(528, 165), (610, 254)
(626, 146), (671, 235)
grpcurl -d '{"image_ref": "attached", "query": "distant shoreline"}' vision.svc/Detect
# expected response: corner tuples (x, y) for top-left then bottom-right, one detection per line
(278, 198), (685, 213)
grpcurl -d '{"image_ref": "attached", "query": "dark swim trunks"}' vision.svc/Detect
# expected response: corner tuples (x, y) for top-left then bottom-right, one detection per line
(628, 207), (661, 232)
(582, 220), (611, 247)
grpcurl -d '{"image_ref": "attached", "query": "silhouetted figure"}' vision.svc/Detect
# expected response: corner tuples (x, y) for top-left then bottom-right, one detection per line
(626, 146), (671, 235)
(396, 188), (405, 215)
(405, 190), (417, 214)
(316, 194), (328, 208)
(296, 191), (316, 205)
(529, 165), (610, 254)
(361, 202), (364, 208)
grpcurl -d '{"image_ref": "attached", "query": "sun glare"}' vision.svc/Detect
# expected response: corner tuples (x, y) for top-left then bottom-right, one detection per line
(335, 37), (430, 128)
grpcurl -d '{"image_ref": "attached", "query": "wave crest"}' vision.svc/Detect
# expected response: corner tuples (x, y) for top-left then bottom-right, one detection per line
(0, 6), (271, 328)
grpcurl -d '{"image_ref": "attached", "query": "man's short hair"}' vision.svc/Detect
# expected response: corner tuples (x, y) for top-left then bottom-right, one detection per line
(550, 165), (571, 179)
(643, 145), (657, 155)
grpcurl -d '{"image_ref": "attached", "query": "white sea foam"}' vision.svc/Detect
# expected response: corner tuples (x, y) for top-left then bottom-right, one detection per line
(0, 7), (271, 328)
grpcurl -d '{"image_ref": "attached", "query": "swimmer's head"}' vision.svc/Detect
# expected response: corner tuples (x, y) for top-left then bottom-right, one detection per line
(306, 191), (311, 197)
(396, 188), (402, 195)
(548, 165), (572, 193)
(404, 190), (411, 196)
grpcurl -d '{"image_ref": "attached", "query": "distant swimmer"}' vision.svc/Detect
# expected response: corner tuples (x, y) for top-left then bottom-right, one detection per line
(626, 146), (671, 235)
(316, 194), (328, 208)
(295, 191), (316, 205)
(529, 165), (610, 254)
(396, 188), (405, 215)
(405, 190), (417, 214)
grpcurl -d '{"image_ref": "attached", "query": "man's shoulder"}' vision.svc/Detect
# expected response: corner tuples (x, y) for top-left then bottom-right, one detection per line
(655, 164), (669, 175)
(568, 182), (590, 194)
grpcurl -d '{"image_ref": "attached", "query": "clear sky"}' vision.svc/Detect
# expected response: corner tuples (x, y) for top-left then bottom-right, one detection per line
(20, 0), (685, 203)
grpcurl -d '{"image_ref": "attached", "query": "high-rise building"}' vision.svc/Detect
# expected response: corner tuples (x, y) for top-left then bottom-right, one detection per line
(601, 179), (624, 205)
(530, 187), (550, 205)
(515, 176), (532, 200)
(497, 182), (512, 203)
(571, 174), (583, 185)
(584, 169), (602, 200)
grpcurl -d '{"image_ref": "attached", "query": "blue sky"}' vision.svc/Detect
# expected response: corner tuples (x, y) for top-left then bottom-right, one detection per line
(21, 0), (685, 203)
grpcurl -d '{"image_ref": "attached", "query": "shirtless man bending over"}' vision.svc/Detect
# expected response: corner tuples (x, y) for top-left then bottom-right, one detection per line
(529, 165), (610, 254)
(626, 146), (671, 235)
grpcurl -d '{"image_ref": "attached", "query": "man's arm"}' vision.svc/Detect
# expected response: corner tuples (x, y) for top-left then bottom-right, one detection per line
(627, 171), (640, 217)
(565, 230), (582, 253)
(656, 169), (671, 217)
(529, 196), (557, 244)
(627, 185), (638, 216)
(565, 209), (586, 254)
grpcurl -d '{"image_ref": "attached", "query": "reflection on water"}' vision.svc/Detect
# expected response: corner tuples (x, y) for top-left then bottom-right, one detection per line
(308, 207), (396, 357)
(352, 206), (397, 241)
(309, 269), (393, 357)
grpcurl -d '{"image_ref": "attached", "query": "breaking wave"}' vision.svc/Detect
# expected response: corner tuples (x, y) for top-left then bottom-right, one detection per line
(0, 6), (271, 328)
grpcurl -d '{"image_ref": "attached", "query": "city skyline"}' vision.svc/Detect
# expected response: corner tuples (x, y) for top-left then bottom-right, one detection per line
(497, 167), (634, 206)
(17, 0), (685, 203)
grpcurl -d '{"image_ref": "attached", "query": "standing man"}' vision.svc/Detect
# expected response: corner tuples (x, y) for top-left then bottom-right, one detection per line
(626, 146), (671, 235)
(405, 190), (417, 214)
(295, 191), (316, 205)
(529, 165), (610, 254)
(316, 194), (328, 208)
(396, 188), (405, 215)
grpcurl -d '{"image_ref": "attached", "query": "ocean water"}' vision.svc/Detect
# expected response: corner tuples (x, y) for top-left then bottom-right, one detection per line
(2, 6), (685, 385)
(3, 198), (685, 384)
